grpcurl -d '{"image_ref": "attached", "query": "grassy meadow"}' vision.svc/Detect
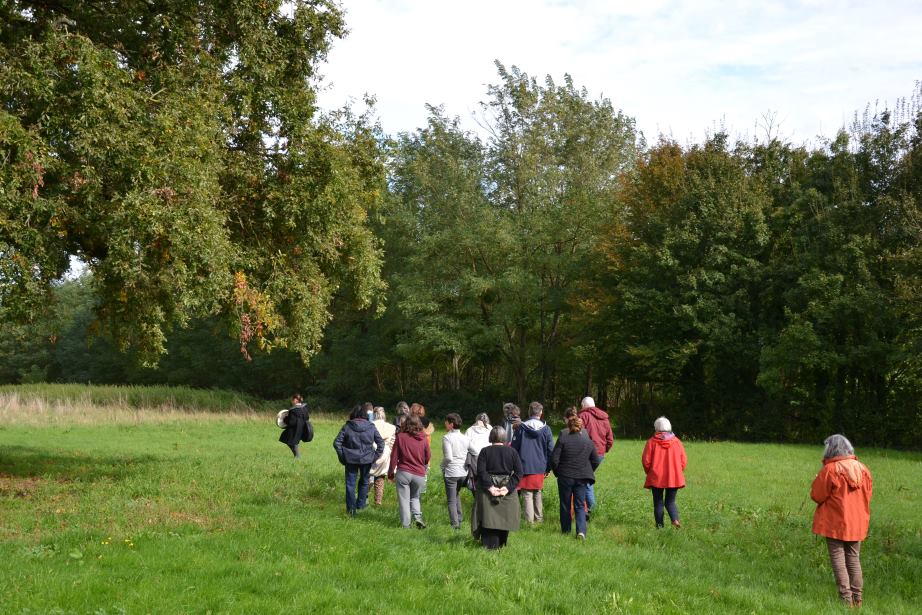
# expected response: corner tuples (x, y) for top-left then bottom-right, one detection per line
(1, 385), (920, 614)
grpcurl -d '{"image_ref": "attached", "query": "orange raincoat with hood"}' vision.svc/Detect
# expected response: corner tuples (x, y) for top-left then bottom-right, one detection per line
(810, 455), (872, 541)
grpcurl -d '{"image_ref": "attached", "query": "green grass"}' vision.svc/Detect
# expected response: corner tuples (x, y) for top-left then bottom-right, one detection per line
(1, 387), (920, 614)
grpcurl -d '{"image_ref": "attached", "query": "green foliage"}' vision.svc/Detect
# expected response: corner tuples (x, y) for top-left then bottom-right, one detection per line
(0, 1), (384, 364)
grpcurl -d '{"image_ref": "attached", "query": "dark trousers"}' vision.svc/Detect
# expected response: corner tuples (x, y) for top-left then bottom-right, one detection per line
(344, 463), (371, 514)
(288, 444), (300, 458)
(651, 487), (679, 526)
(480, 528), (509, 549)
(557, 476), (588, 535)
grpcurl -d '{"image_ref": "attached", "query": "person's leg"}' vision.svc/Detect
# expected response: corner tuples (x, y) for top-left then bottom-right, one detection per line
(557, 477), (574, 534)
(444, 477), (460, 528)
(344, 464), (358, 514)
(355, 464), (371, 510)
(826, 538), (853, 603)
(481, 528), (501, 549)
(522, 490), (535, 523)
(665, 487), (680, 525)
(573, 482), (588, 536)
(535, 489), (544, 523)
(452, 477), (464, 526)
(651, 488), (665, 527)
(497, 530), (509, 547)
(395, 470), (412, 527)
(373, 476), (385, 505)
(586, 454), (603, 513)
(845, 541), (863, 605)
(410, 473), (426, 525)
(289, 444), (300, 458)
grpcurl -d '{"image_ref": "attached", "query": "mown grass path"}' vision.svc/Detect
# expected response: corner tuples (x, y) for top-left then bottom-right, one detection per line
(1, 403), (920, 614)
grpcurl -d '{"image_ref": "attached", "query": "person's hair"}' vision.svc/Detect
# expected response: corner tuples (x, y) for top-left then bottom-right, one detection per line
(489, 425), (507, 443)
(291, 393), (303, 403)
(402, 414), (423, 434)
(475, 412), (491, 426)
(653, 416), (672, 433)
(445, 413), (462, 429)
(581, 396), (595, 409)
(502, 402), (520, 419)
(373, 407), (386, 421)
(349, 405), (365, 420)
(409, 402), (426, 417)
(567, 416), (583, 433)
(528, 401), (543, 418)
(564, 406), (578, 419)
(362, 401), (374, 413)
(396, 401), (410, 415)
(823, 434), (855, 459)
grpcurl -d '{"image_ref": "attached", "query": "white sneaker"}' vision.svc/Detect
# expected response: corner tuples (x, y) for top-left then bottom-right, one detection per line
(576, 532), (586, 540)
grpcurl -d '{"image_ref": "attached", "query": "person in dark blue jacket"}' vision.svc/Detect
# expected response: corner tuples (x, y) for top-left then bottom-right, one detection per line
(511, 401), (554, 524)
(333, 405), (385, 516)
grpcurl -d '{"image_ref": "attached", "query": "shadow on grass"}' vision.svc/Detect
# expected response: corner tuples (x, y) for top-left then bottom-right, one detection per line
(0, 444), (157, 484)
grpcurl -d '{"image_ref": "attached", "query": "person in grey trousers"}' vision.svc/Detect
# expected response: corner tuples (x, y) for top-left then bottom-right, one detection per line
(441, 413), (470, 529)
(387, 414), (431, 528)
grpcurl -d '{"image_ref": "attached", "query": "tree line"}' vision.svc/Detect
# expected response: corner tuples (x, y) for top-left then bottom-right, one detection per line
(2, 2), (920, 446)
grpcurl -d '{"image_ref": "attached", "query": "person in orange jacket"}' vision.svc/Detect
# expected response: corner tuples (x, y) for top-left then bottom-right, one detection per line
(810, 434), (873, 608)
(641, 416), (687, 528)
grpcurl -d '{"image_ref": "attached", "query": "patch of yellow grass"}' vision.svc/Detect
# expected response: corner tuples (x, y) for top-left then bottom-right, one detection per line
(0, 392), (265, 426)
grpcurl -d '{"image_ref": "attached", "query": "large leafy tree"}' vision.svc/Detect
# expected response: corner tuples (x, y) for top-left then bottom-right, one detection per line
(0, 0), (384, 364)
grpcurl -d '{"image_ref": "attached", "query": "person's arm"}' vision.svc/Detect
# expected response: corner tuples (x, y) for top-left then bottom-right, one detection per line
(551, 438), (562, 473)
(679, 439), (687, 471)
(810, 466), (833, 504)
(507, 448), (524, 492)
(476, 448), (490, 489)
(388, 435), (401, 479)
(373, 429), (385, 461)
(589, 443), (601, 470)
(605, 422), (614, 453)
(441, 435), (451, 472)
(333, 425), (345, 463)
(641, 439), (654, 473)
(424, 439), (431, 467)
(543, 427), (554, 473)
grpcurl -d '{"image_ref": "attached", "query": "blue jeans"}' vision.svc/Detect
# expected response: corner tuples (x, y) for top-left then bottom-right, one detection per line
(344, 463), (371, 514)
(651, 487), (679, 526)
(586, 454), (604, 510)
(557, 476), (588, 535)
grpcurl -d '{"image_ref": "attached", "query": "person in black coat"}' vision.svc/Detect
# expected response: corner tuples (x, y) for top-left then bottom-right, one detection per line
(473, 426), (524, 549)
(551, 415), (601, 539)
(279, 394), (313, 458)
(333, 405), (385, 516)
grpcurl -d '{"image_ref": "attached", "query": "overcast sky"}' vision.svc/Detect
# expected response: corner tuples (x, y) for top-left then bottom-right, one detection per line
(315, 0), (922, 146)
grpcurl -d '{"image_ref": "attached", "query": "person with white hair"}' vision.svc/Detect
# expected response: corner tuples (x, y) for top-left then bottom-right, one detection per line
(512, 401), (554, 524)
(810, 434), (873, 608)
(641, 416), (687, 528)
(577, 396), (614, 518)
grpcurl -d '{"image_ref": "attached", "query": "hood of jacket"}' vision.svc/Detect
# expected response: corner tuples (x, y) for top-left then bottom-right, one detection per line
(581, 406), (609, 421)
(824, 455), (866, 489)
(467, 423), (490, 435)
(653, 431), (676, 448)
(520, 418), (546, 437)
(346, 418), (375, 434)
(404, 430), (427, 442)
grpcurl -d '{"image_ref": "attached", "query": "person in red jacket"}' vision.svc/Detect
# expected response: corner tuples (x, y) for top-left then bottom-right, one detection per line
(578, 397), (613, 517)
(641, 416), (687, 528)
(388, 415), (432, 529)
(810, 434), (873, 608)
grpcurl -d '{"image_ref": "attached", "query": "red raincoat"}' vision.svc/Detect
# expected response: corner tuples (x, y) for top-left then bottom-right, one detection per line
(641, 432), (687, 489)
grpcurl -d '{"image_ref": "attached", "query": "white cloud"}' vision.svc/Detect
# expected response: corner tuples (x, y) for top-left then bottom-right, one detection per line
(317, 0), (922, 145)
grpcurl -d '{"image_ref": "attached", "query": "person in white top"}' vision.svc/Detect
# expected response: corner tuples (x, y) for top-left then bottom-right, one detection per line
(465, 413), (492, 462)
(370, 407), (397, 506)
(441, 413), (470, 529)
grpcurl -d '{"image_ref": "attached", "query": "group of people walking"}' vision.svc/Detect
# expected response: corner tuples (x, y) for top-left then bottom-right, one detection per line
(279, 394), (874, 607)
